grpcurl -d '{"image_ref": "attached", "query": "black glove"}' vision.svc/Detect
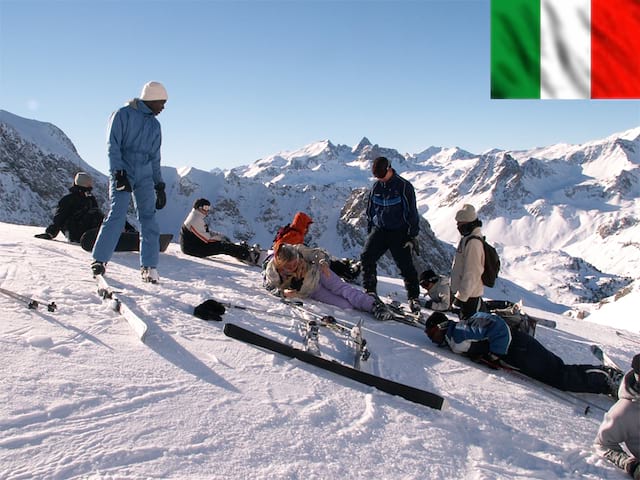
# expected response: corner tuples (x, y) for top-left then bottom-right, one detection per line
(290, 277), (304, 291)
(452, 297), (463, 308)
(114, 170), (132, 192)
(35, 232), (53, 240)
(404, 237), (420, 256)
(424, 299), (434, 310)
(193, 299), (226, 321)
(479, 353), (501, 370)
(155, 182), (166, 210)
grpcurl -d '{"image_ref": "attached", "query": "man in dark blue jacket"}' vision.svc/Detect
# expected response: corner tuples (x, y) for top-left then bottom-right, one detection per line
(361, 156), (421, 313)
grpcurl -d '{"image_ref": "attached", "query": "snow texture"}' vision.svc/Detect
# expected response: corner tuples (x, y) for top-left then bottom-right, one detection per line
(0, 223), (638, 479)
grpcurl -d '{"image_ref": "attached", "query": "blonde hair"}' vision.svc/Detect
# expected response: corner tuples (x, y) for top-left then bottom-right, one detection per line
(275, 243), (298, 262)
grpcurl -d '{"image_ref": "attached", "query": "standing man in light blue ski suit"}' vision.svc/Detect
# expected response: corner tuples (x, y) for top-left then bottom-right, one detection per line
(91, 81), (168, 283)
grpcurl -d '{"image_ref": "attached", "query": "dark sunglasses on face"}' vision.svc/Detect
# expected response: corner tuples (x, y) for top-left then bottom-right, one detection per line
(426, 321), (448, 338)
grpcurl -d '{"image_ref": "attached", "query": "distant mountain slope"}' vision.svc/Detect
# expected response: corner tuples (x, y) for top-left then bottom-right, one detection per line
(0, 110), (108, 225)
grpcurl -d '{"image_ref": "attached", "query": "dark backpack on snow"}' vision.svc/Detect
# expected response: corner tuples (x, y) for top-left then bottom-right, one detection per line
(466, 235), (500, 288)
(485, 300), (537, 337)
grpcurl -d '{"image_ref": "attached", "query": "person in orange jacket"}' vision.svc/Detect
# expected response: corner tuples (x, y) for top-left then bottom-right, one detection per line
(272, 212), (313, 252)
(273, 212), (360, 282)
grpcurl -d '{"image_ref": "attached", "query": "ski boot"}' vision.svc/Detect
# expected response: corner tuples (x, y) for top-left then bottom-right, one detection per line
(141, 267), (159, 284)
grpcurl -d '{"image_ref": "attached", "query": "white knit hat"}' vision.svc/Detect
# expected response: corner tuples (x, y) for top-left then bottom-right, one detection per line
(74, 172), (93, 188)
(140, 81), (168, 101)
(455, 204), (477, 223)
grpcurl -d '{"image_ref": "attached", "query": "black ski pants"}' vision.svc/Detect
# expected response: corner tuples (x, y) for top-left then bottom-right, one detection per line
(183, 240), (250, 261)
(503, 330), (610, 393)
(360, 227), (419, 299)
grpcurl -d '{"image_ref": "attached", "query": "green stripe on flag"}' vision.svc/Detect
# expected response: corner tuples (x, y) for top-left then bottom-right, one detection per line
(491, 0), (541, 99)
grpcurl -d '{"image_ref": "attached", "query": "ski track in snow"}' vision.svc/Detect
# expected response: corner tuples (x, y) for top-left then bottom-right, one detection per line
(0, 223), (637, 479)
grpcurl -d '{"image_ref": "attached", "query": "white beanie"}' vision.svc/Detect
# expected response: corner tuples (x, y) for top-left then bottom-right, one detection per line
(74, 172), (93, 188)
(140, 81), (168, 101)
(455, 204), (477, 223)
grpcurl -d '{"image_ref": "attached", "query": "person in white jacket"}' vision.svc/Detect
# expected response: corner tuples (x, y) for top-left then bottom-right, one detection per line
(419, 269), (451, 311)
(450, 204), (486, 319)
(594, 353), (640, 479)
(179, 198), (260, 265)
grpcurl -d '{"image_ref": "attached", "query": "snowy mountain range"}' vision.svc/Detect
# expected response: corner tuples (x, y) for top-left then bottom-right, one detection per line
(1, 109), (638, 317)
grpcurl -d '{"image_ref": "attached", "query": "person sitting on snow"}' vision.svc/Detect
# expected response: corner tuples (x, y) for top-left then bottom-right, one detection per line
(263, 243), (393, 321)
(419, 269), (452, 312)
(35, 172), (104, 243)
(180, 198), (261, 265)
(273, 211), (361, 282)
(594, 353), (640, 479)
(424, 311), (623, 395)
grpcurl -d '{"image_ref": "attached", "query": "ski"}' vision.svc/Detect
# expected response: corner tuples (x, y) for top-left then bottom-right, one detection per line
(0, 286), (57, 312)
(502, 365), (609, 415)
(316, 316), (370, 369)
(615, 330), (640, 346)
(300, 319), (321, 356)
(281, 298), (371, 370)
(590, 345), (623, 371)
(94, 275), (148, 342)
(223, 323), (446, 410)
(529, 316), (556, 329)
(387, 301), (426, 327)
(218, 298), (371, 369)
(282, 299), (371, 368)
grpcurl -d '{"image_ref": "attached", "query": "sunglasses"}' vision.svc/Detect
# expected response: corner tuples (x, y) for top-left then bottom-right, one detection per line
(426, 321), (449, 339)
(200, 205), (211, 212)
(373, 167), (389, 179)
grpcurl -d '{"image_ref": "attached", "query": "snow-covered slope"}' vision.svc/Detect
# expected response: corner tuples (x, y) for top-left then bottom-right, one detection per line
(1, 223), (638, 479)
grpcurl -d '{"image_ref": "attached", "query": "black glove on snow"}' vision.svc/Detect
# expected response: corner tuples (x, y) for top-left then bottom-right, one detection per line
(193, 299), (226, 321)
(114, 170), (132, 192)
(34, 232), (53, 240)
(155, 182), (166, 210)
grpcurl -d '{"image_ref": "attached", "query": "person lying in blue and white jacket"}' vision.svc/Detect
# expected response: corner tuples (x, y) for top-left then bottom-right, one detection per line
(425, 311), (623, 395)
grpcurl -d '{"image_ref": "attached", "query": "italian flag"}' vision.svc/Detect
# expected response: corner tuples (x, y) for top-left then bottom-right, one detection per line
(491, 0), (640, 99)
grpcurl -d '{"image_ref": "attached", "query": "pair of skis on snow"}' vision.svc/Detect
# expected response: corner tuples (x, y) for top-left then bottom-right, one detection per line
(0, 286), (57, 312)
(213, 297), (446, 410)
(213, 298), (371, 370)
(0, 277), (148, 343)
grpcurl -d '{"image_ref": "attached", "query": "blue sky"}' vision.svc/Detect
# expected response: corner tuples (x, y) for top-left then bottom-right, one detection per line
(1, 0), (638, 175)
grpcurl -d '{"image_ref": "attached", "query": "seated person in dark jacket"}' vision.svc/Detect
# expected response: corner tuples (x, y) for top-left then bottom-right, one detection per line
(35, 172), (104, 243)
(180, 198), (261, 265)
(424, 311), (623, 395)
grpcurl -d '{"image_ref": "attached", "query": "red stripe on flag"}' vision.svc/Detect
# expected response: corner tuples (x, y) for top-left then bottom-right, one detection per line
(591, 0), (640, 99)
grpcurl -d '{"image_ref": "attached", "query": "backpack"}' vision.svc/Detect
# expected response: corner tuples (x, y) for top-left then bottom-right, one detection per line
(273, 224), (293, 243)
(485, 300), (537, 337)
(466, 235), (500, 287)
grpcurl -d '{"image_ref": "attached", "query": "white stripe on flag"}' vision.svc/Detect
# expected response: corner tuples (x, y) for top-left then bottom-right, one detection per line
(540, 0), (591, 99)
